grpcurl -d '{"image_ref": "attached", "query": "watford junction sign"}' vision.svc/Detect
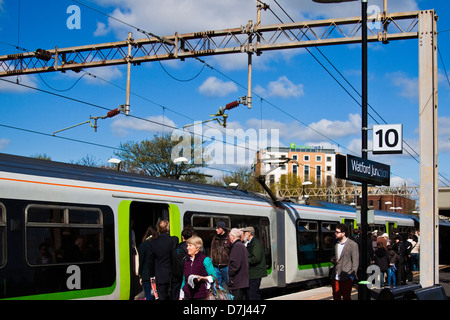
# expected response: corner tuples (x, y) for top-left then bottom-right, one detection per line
(335, 154), (390, 186)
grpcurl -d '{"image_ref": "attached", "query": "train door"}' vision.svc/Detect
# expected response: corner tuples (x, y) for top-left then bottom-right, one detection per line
(118, 200), (180, 300)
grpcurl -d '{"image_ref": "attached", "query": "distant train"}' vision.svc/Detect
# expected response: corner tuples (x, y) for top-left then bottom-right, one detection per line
(0, 153), (448, 299)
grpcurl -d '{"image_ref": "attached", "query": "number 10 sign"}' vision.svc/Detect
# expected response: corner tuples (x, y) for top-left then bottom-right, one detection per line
(372, 124), (403, 154)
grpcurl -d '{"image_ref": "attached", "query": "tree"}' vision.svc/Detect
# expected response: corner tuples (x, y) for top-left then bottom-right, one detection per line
(214, 167), (262, 192)
(114, 133), (208, 179)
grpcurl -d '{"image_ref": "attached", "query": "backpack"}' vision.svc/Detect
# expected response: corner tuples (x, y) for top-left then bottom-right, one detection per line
(171, 242), (187, 277)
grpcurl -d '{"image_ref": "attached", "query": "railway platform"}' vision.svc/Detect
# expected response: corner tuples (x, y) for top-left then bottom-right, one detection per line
(267, 265), (450, 300)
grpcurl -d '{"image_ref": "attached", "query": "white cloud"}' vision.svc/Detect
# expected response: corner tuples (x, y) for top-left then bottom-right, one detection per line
(0, 75), (38, 92)
(255, 76), (304, 98)
(83, 65), (123, 84)
(386, 71), (418, 100)
(0, 138), (10, 149)
(94, 21), (110, 36)
(198, 76), (238, 97)
(245, 113), (360, 142)
(111, 114), (176, 136)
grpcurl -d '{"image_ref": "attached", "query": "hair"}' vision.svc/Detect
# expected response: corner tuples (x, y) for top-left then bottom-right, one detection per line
(336, 223), (349, 237)
(158, 220), (170, 234)
(142, 225), (158, 243)
(181, 225), (195, 240)
(187, 235), (203, 251)
(229, 228), (243, 239)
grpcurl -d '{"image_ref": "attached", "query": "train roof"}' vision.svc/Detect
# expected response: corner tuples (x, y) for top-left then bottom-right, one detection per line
(0, 152), (270, 204)
(287, 199), (417, 221)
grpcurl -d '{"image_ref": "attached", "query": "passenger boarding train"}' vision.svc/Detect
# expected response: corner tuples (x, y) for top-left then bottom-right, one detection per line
(0, 153), (448, 299)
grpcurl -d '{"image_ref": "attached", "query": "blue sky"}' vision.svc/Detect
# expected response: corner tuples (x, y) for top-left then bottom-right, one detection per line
(0, 0), (449, 188)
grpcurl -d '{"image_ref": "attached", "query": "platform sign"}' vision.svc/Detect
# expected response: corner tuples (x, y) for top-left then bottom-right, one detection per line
(335, 154), (390, 186)
(372, 124), (403, 154)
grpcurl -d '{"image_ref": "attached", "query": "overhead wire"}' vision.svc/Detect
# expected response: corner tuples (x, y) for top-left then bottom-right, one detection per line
(266, 0), (450, 187)
(3, 1), (447, 186)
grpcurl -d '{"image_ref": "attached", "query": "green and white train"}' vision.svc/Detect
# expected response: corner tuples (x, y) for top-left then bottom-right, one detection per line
(0, 153), (432, 300)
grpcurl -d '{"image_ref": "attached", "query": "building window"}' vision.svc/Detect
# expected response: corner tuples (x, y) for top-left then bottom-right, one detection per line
(327, 166), (332, 172)
(304, 165), (310, 181)
(316, 165), (321, 186)
(269, 175), (275, 186)
(316, 155), (322, 162)
(304, 155), (309, 161)
(326, 156), (332, 162)
(293, 155), (298, 161)
(293, 165), (298, 175)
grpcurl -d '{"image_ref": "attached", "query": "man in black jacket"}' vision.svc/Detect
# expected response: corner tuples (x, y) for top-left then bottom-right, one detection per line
(149, 220), (176, 300)
(228, 228), (249, 300)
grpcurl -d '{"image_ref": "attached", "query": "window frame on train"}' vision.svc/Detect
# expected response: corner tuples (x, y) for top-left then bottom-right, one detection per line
(25, 204), (104, 267)
(184, 211), (272, 272)
(296, 219), (338, 267)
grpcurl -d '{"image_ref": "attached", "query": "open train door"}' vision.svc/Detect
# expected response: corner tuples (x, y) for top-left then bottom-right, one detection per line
(118, 201), (181, 299)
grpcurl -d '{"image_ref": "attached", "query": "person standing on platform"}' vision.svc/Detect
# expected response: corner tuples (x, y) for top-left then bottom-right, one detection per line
(242, 226), (267, 300)
(210, 221), (230, 288)
(138, 225), (158, 300)
(228, 228), (249, 300)
(149, 220), (176, 300)
(330, 223), (359, 300)
(393, 235), (406, 285)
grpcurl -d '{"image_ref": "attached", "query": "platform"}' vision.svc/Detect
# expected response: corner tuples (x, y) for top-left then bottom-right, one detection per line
(267, 265), (450, 300)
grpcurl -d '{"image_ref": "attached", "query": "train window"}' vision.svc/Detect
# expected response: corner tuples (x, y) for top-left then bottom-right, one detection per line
(25, 205), (103, 266)
(297, 220), (318, 265)
(185, 212), (272, 271)
(191, 214), (231, 230)
(0, 203), (5, 268)
(321, 222), (337, 250)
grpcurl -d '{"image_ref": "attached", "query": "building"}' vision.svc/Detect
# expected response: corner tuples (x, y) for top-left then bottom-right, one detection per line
(355, 194), (417, 215)
(254, 145), (337, 187)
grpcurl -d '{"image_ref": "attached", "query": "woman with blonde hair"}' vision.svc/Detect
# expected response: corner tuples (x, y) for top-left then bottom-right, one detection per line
(180, 236), (216, 300)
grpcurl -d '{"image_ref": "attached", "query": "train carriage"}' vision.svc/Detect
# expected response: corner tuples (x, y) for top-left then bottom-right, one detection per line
(0, 152), (439, 300)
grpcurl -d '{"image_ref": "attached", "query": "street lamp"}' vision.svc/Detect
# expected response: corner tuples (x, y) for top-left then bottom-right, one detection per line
(313, 0), (369, 300)
(302, 181), (313, 199)
(108, 158), (122, 171)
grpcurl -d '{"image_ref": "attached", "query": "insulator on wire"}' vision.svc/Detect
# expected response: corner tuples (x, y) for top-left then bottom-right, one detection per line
(35, 49), (52, 61)
(107, 108), (120, 118)
(225, 100), (239, 110)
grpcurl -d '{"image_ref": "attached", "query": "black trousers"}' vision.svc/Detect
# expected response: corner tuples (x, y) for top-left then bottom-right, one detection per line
(247, 278), (262, 300)
(230, 288), (247, 300)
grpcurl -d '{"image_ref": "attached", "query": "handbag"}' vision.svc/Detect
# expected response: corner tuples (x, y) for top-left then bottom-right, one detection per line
(207, 278), (233, 300)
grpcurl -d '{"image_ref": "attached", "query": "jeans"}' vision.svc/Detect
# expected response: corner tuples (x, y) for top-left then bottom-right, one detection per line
(142, 281), (155, 300)
(387, 266), (396, 286)
(214, 266), (229, 288)
(411, 253), (419, 271)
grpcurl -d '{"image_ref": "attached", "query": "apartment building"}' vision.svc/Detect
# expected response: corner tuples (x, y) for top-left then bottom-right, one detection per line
(254, 145), (337, 187)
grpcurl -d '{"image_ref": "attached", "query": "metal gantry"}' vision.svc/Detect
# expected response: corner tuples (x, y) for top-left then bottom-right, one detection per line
(0, 11), (421, 77)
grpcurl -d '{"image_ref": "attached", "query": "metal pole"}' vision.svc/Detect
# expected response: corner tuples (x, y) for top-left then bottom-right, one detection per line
(358, 0), (369, 301)
(418, 10), (439, 287)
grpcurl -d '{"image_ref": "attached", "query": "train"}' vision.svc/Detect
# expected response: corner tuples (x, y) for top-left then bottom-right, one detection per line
(0, 152), (448, 300)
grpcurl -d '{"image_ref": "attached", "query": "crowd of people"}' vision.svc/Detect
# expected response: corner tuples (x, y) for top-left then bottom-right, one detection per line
(136, 220), (267, 300)
(368, 229), (420, 288)
(330, 224), (420, 300)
